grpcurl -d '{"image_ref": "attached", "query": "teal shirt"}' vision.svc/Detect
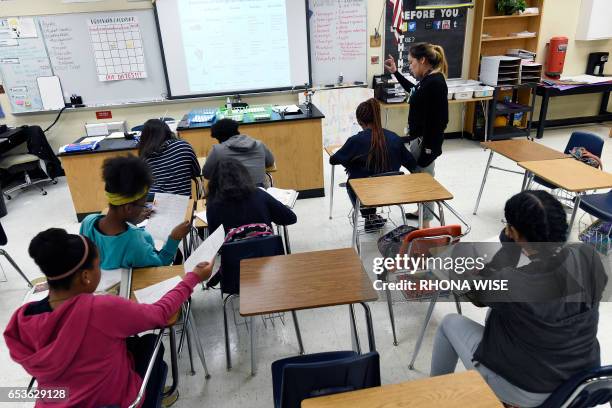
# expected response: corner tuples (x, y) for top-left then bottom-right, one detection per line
(80, 214), (180, 270)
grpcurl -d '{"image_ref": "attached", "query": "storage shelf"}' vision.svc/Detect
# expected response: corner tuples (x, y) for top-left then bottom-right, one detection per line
(483, 13), (540, 20)
(482, 35), (536, 42)
(491, 126), (531, 140)
(495, 102), (533, 114)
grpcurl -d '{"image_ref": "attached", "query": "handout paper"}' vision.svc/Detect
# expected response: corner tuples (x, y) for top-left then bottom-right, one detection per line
(145, 193), (190, 242)
(183, 224), (224, 273)
(134, 276), (182, 304)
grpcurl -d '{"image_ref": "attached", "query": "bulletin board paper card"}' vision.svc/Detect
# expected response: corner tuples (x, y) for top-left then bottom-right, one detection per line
(87, 16), (148, 82)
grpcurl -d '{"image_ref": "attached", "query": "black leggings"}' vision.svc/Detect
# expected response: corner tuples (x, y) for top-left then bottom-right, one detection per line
(126, 334), (167, 408)
(346, 184), (376, 217)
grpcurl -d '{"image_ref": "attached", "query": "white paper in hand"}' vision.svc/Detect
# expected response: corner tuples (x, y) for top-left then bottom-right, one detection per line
(184, 224), (225, 273)
(96, 269), (124, 293)
(134, 276), (182, 304)
(145, 193), (190, 242)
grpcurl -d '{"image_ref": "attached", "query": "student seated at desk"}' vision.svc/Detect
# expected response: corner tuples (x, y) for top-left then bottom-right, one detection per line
(80, 156), (190, 269)
(206, 158), (297, 235)
(202, 118), (275, 186)
(4, 228), (213, 408)
(329, 98), (416, 231)
(430, 191), (608, 408)
(138, 119), (200, 197)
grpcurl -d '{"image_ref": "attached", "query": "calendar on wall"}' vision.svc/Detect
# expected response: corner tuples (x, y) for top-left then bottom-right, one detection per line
(88, 16), (147, 82)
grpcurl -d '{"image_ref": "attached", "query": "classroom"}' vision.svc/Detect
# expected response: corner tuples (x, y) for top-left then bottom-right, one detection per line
(0, 0), (611, 407)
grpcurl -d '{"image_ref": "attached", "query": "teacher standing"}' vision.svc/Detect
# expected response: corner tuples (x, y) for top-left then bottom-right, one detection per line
(384, 43), (449, 228)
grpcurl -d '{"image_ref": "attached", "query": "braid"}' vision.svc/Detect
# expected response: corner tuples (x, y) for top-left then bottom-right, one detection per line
(504, 190), (568, 243)
(356, 98), (388, 173)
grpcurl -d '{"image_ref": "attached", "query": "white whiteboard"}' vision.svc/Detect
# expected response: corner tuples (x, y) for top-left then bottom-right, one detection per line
(308, 0), (367, 87)
(0, 9), (167, 113)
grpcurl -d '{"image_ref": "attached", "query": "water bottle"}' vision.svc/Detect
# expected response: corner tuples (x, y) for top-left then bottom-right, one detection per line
(338, 72), (343, 85)
(226, 96), (232, 111)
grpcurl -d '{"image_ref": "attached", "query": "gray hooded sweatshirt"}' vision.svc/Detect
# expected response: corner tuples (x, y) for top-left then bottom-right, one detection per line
(202, 134), (275, 185)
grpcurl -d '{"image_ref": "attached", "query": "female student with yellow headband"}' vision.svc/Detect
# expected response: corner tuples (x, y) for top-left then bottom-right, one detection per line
(80, 155), (190, 269)
(4, 228), (213, 407)
(385, 43), (449, 228)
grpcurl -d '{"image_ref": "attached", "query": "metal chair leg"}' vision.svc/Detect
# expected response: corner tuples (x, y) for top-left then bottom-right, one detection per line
(250, 316), (257, 376)
(0, 250), (32, 288)
(383, 271), (398, 346)
(177, 302), (191, 356)
(329, 164), (335, 220)
(453, 293), (462, 314)
(291, 311), (305, 354)
(185, 319), (196, 376)
(409, 291), (439, 370)
(223, 294), (237, 371)
(187, 310), (211, 379)
(349, 304), (361, 354)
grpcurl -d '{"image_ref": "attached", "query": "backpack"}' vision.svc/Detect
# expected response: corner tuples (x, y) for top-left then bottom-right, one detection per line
(377, 225), (418, 258)
(569, 147), (602, 169)
(206, 223), (273, 288)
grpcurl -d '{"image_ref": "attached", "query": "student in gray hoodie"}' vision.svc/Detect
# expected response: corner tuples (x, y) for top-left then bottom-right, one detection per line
(202, 119), (275, 185)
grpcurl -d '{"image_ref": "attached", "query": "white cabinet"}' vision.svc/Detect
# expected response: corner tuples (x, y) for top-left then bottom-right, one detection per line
(576, 0), (612, 40)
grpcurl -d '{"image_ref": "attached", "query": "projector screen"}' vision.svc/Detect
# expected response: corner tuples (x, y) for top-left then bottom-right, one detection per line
(155, 0), (311, 98)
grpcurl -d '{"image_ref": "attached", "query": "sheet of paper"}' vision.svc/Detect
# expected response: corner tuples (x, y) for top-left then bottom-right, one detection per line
(134, 276), (182, 304)
(184, 224), (224, 273)
(107, 131), (126, 139)
(195, 210), (207, 224)
(81, 136), (106, 144)
(96, 269), (123, 293)
(262, 187), (298, 208)
(145, 193), (190, 242)
(560, 74), (612, 84)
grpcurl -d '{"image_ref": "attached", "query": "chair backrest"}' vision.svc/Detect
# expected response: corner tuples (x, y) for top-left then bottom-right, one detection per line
(220, 234), (285, 295)
(399, 225), (463, 268)
(538, 365), (612, 408)
(565, 132), (604, 158)
(279, 351), (380, 408)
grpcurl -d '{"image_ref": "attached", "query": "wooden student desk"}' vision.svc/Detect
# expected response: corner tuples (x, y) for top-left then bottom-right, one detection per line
(518, 158), (612, 230)
(239, 248), (378, 375)
(349, 174), (454, 252)
(302, 371), (503, 408)
(473, 140), (569, 215)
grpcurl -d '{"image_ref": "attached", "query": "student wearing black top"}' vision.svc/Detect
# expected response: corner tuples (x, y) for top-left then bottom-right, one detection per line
(430, 191), (608, 407)
(385, 43), (449, 228)
(330, 98), (416, 231)
(137, 119), (200, 197)
(206, 158), (297, 236)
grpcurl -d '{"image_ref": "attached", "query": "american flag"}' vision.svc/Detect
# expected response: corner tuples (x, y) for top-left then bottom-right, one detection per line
(389, 0), (404, 45)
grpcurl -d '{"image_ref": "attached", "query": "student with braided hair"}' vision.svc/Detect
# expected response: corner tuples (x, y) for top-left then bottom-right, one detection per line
(430, 191), (608, 407)
(385, 42), (449, 228)
(330, 98), (416, 231)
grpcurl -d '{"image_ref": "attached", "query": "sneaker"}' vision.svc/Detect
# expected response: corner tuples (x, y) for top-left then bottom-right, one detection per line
(364, 215), (386, 232)
(162, 388), (179, 407)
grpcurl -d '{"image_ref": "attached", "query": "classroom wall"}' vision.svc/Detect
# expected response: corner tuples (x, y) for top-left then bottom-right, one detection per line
(0, 0), (610, 150)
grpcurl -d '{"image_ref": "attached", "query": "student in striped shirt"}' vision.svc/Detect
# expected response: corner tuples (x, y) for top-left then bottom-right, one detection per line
(138, 119), (200, 197)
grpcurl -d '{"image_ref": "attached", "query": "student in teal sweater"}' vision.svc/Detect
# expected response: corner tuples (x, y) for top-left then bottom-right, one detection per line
(80, 155), (190, 270)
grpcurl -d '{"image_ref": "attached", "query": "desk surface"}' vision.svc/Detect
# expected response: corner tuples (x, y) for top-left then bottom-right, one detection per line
(380, 97), (492, 109)
(537, 81), (612, 96)
(481, 140), (569, 162)
(302, 371), (503, 408)
(519, 158), (612, 192)
(130, 265), (185, 326)
(239, 248), (377, 316)
(177, 104), (325, 131)
(349, 173), (453, 207)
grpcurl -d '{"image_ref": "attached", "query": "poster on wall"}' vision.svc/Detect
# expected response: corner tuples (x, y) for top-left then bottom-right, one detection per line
(88, 16), (148, 82)
(385, 0), (467, 79)
(416, 0), (473, 9)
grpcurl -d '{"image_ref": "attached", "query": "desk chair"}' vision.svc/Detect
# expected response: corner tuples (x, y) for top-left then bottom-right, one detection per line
(220, 235), (304, 370)
(271, 351), (380, 408)
(265, 164), (277, 187)
(0, 153), (53, 199)
(577, 190), (612, 255)
(0, 221), (32, 287)
(537, 365), (612, 408)
(528, 132), (604, 205)
(381, 209), (470, 369)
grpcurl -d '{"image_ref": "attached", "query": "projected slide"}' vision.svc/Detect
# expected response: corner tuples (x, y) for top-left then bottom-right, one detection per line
(179, 0), (290, 93)
(155, 0), (310, 98)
